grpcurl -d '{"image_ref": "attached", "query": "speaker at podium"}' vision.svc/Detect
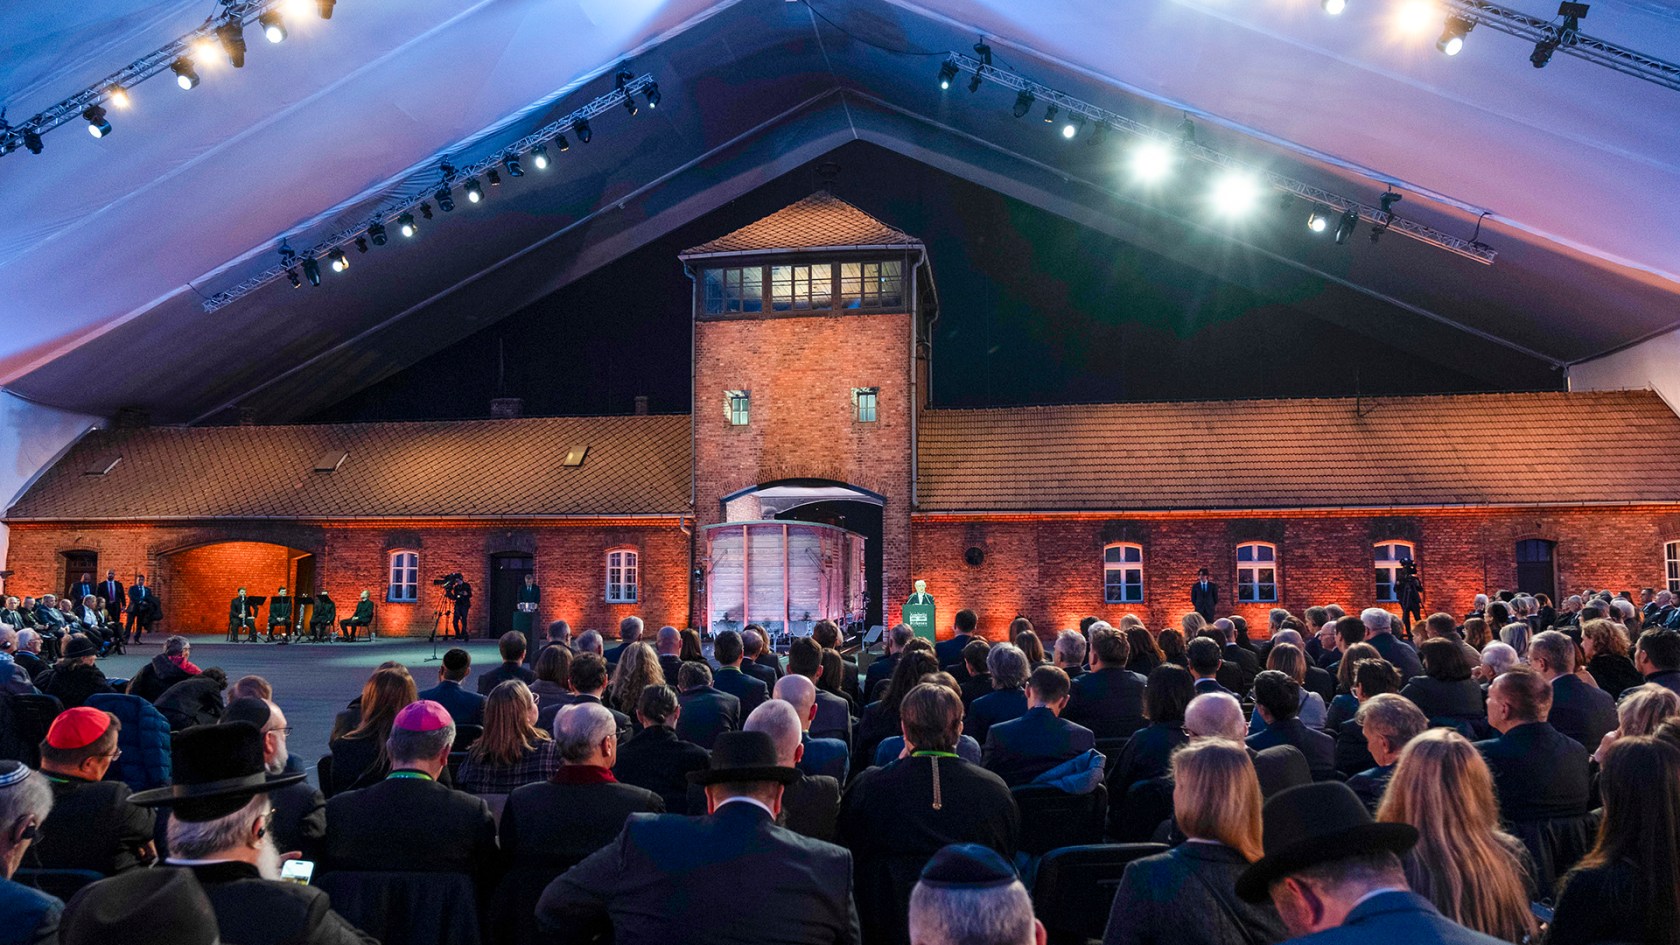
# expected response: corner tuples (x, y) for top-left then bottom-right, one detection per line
(901, 579), (936, 644)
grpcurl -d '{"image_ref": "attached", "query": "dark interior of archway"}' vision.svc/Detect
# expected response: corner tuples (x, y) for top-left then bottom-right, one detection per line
(775, 499), (885, 632)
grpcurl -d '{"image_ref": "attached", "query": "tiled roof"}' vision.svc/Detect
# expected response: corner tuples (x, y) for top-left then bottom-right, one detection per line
(8, 415), (691, 521)
(680, 191), (923, 258)
(916, 390), (1680, 512)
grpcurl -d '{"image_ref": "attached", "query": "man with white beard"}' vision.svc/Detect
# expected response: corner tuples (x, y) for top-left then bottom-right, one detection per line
(223, 697), (327, 857)
(132, 722), (373, 945)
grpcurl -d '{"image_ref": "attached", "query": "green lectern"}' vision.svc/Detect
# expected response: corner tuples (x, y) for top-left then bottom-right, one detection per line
(901, 580), (937, 644)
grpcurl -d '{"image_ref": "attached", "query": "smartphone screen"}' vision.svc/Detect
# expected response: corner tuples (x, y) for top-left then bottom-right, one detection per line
(280, 859), (315, 885)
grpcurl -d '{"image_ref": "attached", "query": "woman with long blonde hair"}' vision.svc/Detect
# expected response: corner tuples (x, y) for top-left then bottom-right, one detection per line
(457, 679), (556, 793)
(1377, 729), (1535, 943)
(608, 642), (665, 719)
(1102, 739), (1284, 945)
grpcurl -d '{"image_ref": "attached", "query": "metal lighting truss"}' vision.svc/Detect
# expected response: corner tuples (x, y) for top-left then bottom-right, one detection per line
(947, 53), (1496, 265)
(1444, 0), (1680, 92)
(200, 73), (656, 312)
(0, 0), (280, 157)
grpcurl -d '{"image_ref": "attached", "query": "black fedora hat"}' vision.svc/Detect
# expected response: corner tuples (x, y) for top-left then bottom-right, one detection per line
(63, 867), (221, 945)
(687, 730), (799, 786)
(62, 635), (98, 660)
(1235, 782), (1417, 902)
(130, 721), (304, 821)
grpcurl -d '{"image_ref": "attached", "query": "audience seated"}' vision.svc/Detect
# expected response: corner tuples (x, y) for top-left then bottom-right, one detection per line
(743, 699), (841, 842)
(1346, 694), (1427, 811)
(1400, 638), (1486, 722)
(1548, 736), (1680, 945)
(602, 615), (642, 667)
(33, 708), (155, 875)
(981, 665), (1094, 787)
(529, 645), (572, 714)
(1334, 658), (1400, 777)
(500, 702), (663, 872)
(1529, 630), (1617, 750)
(153, 666), (227, 731)
(839, 682), (1019, 945)
(873, 672), (983, 767)
(544, 652), (627, 736)
(909, 844), (1042, 945)
(1324, 642), (1380, 731)
(1579, 618), (1643, 697)
(1104, 738), (1286, 945)
(1107, 664), (1195, 836)
(1593, 682), (1680, 763)
(1362, 607), (1424, 680)
(1064, 624), (1148, 738)
(673, 661), (740, 750)
(653, 626), (684, 682)
(810, 620), (863, 704)
(709, 630), (769, 716)
(539, 730), (858, 944)
(1185, 693), (1310, 797)
(1245, 671), (1335, 781)
(1635, 628), (1680, 697)
(477, 632), (537, 695)
(38, 636), (113, 709)
(864, 624), (914, 704)
(611, 684), (709, 813)
(457, 680), (558, 793)
(1124, 623), (1163, 677)
(417, 648), (486, 727)
(956, 639), (992, 708)
(1248, 643), (1326, 734)
(1052, 629), (1087, 680)
(856, 648), (941, 766)
(1376, 729), (1536, 943)
(787, 638), (850, 742)
(773, 674), (850, 782)
(220, 697), (325, 858)
(1475, 668), (1591, 822)
(0, 761), (60, 945)
(740, 626), (782, 689)
(606, 642), (665, 722)
(124, 635), (198, 703)
(1212, 618), (1261, 692)
(1187, 637), (1234, 697)
(327, 667), (416, 795)
(934, 609), (980, 672)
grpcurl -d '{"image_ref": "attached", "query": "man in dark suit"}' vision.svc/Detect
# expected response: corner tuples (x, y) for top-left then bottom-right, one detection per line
(34, 708), (156, 875)
(322, 701), (499, 891)
(1213, 618), (1260, 691)
(773, 674), (850, 783)
(477, 631), (537, 695)
(1246, 671), (1336, 781)
(746, 623), (785, 681)
(1064, 624), (1148, 738)
(1187, 637), (1237, 697)
(711, 629), (770, 716)
(418, 648), (487, 727)
(787, 637), (851, 742)
(1191, 568), (1219, 623)
(1636, 628), (1680, 697)
(958, 639), (993, 708)
(1052, 630), (1087, 680)
(613, 685), (711, 814)
(98, 570), (125, 626)
(129, 722), (376, 945)
(541, 653), (629, 737)
(539, 729), (859, 944)
(220, 698), (326, 858)
(1529, 630), (1616, 750)
(448, 577), (472, 639)
(1363, 608), (1424, 680)
(675, 662), (740, 750)
(935, 608), (980, 672)
(744, 699), (842, 842)
(654, 625), (685, 682)
(1236, 782), (1505, 945)
(69, 573), (95, 606)
(982, 666), (1095, 787)
(741, 628), (781, 689)
(1184, 692), (1312, 797)
(840, 682), (1019, 945)
(1475, 668), (1591, 822)
(124, 574), (156, 643)
(965, 643), (1031, 745)
(863, 624), (914, 702)
(1346, 695), (1428, 812)
(502, 701), (664, 873)
(604, 615), (642, 667)
(811, 619), (863, 704)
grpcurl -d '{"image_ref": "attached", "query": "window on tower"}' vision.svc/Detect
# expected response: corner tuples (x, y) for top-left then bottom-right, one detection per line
(725, 390), (751, 426)
(770, 263), (833, 311)
(853, 387), (878, 422)
(839, 260), (904, 309)
(703, 267), (764, 315)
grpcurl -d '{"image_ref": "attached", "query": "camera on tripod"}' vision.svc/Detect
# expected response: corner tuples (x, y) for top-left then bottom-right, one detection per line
(433, 572), (464, 591)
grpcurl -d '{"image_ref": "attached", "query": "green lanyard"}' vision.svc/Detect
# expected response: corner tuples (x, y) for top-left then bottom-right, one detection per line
(386, 771), (433, 781)
(911, 750), (959, 759)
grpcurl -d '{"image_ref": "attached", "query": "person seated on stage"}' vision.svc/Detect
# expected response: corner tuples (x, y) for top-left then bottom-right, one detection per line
(38, 635), (115, 709)
(228, 587), (259, 643)
(306, 591), (335, 642)
(0, 761), (61, 945)
(457, 680), (558, 794)
(479, 631), (538, 695)
(338, 590), (373, 641)
(419, 648), (487, 728)
(33, 708), (156, 875)
(126, 635), (201, 702)
(267, 587), (292, 642)
(912, 844), (1044, 945)
(0, 597), (23, 631)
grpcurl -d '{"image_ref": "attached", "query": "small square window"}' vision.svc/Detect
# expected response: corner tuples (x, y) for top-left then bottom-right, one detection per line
(725, 390), (750, 426)
(853, 387), (878, 423)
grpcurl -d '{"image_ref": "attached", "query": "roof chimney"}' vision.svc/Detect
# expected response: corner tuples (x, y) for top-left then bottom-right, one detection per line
(490, 397), (524, 419)
(634, 395), (649, 416)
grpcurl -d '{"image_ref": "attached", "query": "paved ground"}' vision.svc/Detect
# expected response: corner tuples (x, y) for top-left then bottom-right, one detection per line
(98, 638), (508, 785)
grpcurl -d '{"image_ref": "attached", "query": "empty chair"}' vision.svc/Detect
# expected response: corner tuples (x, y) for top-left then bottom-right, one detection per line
(1031, 843), (1169, 945)
(316, 870), (480, 945)
(1012, 783), (1108, 857)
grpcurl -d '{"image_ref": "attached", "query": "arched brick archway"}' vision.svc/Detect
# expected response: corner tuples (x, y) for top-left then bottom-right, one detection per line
(155, 540), (317, 635)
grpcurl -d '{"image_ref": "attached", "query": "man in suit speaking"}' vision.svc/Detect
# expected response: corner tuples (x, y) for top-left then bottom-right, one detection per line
(1192, 568), (1219, 623)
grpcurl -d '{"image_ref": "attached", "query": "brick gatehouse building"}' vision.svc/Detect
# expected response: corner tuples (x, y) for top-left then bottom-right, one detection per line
(10, 193), (1680, 640)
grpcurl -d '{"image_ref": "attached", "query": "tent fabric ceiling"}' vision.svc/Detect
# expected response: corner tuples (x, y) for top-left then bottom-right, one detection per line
(1, 0), (1676, 424)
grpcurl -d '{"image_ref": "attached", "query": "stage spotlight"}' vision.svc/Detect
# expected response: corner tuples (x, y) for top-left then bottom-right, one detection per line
(1438, 16), (1474, 55)
(1062, 113), (1085, 140)
(436, 188), (454, 212)
(217, 20), (246, 68)
(645, 82), (661, 108)
(327, 248), (349, 272)
(1323, 0), (1346, 14)
(286, 268), (301, 288)
(368, 222), (387, 246)
(317, 0), (335, 19)
(108, 85), (131, 109)
(1178, 115), (1196, 146)
(531, 145), (550, 170)
(83, 105), (111, 138)
(1333, 208), (1360, 244)
(615, 72), (639, 116)
(503, 154), (523, 177)
(487, 169), (502, 188)
(1530, 36), (1559, 67)
(1012, 90), (1035, 118)
(1043, 104), (1058, 125)
(556, 134), (571, 152)
(575, 118), (592, 143)
(22, 129), (42, 155)
(1380, 191), (1403, 215)
(418, 202), (433, 220)
(354, 236), (368, 254)
(1129, 140), (1173, 183)
(171, 57), (200, 90)
(1087, 120), (1108, 148)
(397, 213), (417, 237)
(301, 255), (321, 285)
(464, 177), (483, 203)
(1307, 210), (1329, 233)
(969, 42), (991, 94)
(260, 11), (287, 43)
(938, 60), (958, 90)
(1211, 172), (1262, 217)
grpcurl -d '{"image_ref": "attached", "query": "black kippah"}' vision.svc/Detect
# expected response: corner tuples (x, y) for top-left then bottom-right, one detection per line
(918, 843), (1017, 889)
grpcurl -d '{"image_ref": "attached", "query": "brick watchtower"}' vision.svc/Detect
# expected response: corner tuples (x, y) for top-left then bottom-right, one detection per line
(679, 192), (938, 630)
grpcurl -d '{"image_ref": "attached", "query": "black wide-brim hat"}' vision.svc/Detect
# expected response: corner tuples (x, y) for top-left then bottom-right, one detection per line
(131, 721), (304, 820)
(1235, 782), (1418, 902)
(688, 730), (799, 786)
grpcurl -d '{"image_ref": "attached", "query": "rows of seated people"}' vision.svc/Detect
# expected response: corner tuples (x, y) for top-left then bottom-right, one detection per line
(3, 595), (1680, 945)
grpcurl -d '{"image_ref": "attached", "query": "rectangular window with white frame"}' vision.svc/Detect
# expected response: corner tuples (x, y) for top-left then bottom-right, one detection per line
(607, 550), (639, 603)
(853, 387), (878, 423)
(725, 390), (750, 426)
(1667, 541), (1680, 595)
(1236, 542), (1278, 603)
(1373, 541), (1416, 603)
(1103, 543), (1144, 604)
(388, 551), (418, 603)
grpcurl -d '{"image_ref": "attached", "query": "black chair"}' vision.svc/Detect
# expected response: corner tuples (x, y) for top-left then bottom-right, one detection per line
(10, 694), (63, 768)
(446, 751), (469, 785)
(1093, 738), (1128, 778)
(1512, 811), (1601, 899)
(452, 724), (484, 752)
(317, 870), (481, 945)
(1013, 783), (1108, 857)
(14, 868), (102, 902)
(488, 865), (566, 945)
(1109, 776), (1174, 843)
(1031, 843), (1169, 945)
(316, 754), (337, 800)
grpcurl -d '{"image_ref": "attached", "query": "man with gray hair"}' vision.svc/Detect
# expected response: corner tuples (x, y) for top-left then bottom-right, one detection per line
(1184, 692), (1311, 798)
(1052, 630), (1087, 679)
(606, 615), (643, 666)
(0, 627), (36, 696)
(967, 644), (1030, 744)
(909, 844), (1043, 945)
(774, 673), (850, 782)
(1362, 607), (1423, 680)
(13, 629), (46, 680)
(1528, 629), (1617, 749)
(501, 702), (664, 877)
(574, 629), (604, 656)
(0, 761), (60, 943)
(742, 699), (841, 841)
(1348, 694), (1428, 811)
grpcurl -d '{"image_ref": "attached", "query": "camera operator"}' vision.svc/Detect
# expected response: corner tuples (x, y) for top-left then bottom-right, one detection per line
(445, 574), (472, 640)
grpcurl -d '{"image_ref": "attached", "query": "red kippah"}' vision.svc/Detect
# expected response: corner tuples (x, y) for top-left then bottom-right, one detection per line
(47, 706), (112, 750)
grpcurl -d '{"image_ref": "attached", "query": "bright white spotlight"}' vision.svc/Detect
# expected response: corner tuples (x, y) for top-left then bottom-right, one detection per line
(1129, 141), (1173, 183)
(1393, 0), (1436, 37)
(1211, 172), (1263, 217)
(1323, 0), (1346, 14)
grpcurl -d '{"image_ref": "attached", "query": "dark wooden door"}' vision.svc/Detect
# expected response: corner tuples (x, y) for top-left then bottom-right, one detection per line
(489, 554), (533, 639)
(63, 551), (98, 600)
(1515, 540), (1557, 601)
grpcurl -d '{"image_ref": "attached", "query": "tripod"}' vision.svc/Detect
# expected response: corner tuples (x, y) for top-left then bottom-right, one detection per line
(426, 591), (455, 663)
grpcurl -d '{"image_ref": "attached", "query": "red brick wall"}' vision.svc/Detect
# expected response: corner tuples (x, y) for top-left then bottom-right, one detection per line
(909, 506), (1680, 640)
(160, 541), (297, 633)
(693, 310), (915, 622)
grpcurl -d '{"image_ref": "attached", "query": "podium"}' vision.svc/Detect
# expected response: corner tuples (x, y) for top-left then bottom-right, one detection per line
(901, 601), (937, 644)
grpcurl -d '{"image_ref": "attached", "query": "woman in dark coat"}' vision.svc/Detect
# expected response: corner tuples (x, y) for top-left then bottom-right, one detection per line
(1581, 618), (1644, 698)
(39, 635), (113, 708)
(153, 668), (228, 731)
(1106, 664), (1194, 840)
(1399, 638), (1486, 721)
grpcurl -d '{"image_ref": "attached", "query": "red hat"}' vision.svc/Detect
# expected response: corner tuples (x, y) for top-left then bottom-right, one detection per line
(47, 707), (113, 750)
(393, 700), (452, 733)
